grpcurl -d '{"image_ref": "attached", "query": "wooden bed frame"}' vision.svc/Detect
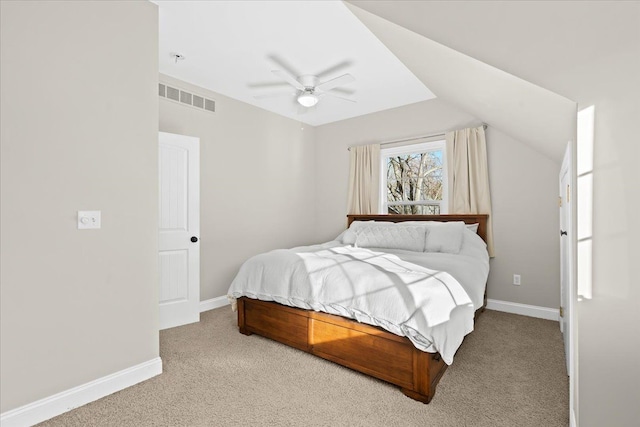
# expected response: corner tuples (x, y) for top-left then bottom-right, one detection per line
(236, 214), (489, 403)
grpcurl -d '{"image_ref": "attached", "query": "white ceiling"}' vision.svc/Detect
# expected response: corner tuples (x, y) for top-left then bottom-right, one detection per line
(156, 1), (435, 126)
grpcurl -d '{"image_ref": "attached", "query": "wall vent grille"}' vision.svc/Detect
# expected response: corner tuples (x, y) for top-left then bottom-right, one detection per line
(159, 83), (215, 114)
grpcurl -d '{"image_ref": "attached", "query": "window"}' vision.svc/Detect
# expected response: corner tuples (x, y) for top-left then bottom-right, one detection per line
(577, 105), (594, 300)
(380, 141), (447, 215)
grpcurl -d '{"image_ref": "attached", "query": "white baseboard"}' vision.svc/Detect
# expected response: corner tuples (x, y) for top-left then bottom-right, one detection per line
(486, 299), (559, 321)
(200, 295), (230, 312)
(0, 357), (162, 427)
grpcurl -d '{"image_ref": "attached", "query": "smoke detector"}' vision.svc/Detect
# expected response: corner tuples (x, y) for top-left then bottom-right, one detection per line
(170, 52), (186, 64)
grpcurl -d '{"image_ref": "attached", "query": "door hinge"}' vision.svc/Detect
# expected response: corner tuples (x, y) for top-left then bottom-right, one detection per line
(559, 306), (564, 317)
(567, 185), (570, 203)
(558, 196), (562, 207)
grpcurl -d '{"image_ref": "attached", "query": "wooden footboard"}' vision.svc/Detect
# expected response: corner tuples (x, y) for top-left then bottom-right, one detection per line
(237, 297), (448, 403)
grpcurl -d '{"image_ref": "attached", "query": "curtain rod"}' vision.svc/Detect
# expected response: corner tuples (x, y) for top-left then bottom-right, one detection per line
(347, 124), (487, 151)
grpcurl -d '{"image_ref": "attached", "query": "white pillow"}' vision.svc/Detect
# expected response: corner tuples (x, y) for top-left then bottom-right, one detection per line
(342, 221), (394, 245)
(459, 228), (489, 259)
(395, 220), (478, 234)
(424, 221), (466, 254)
(341, 220), (478, 251)
(466, 223), (479, 233)
(341, 221), (364, 244)
(355, 224), (427, 252)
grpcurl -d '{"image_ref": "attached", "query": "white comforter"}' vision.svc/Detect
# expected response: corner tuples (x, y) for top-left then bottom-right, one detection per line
(228, 241), (481, 364)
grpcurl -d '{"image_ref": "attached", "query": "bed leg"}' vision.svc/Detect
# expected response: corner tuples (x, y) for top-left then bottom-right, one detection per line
(237, 297), (253, 336)
(400, 388), (433, 404)
(402, 349), (436, 404)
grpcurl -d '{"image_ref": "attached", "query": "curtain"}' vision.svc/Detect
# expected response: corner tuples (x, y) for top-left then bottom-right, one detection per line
(446, 126), (495, 257)
(347, 144), (380, 214)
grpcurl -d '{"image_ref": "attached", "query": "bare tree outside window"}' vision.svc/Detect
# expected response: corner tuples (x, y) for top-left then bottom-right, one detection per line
(385, 149), (444, 214)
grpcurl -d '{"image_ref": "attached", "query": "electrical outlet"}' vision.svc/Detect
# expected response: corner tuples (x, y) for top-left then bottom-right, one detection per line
(513, 274), (521, 286)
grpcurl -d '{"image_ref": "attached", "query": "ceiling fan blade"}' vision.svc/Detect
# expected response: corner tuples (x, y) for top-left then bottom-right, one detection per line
(316, 60), (352, 80)
(323, 92), (356, 103)
(316, 74), (355, 92)
(327, 87), (356, 96)
(272, 69), (304, 91)
(267, 54), (301, 77)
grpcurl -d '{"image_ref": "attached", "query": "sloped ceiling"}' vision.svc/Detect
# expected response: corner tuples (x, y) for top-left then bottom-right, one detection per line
(349, 1), (637, 102)
(345, 1), (577, 163)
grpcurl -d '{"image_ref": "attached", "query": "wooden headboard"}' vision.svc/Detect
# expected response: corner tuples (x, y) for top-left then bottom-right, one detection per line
(347, 214), (489, 243)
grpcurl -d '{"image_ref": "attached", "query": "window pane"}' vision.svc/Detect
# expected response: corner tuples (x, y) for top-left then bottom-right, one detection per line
(387, 204), (403, 215)
(385, 150), (443, 204)
(419, 175), (443, 201)
(403, 178), (412, 200)
(387, 180), (400, 203)
(420, 205), (441, 215)
(387, 204), (441, 215)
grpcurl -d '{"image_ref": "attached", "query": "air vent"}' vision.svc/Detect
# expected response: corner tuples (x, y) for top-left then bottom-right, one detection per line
(180, 91), (192, 105)
(166, 86), (179, 102)
(204, 99), (216, 113)
(159, 83), (215, 114)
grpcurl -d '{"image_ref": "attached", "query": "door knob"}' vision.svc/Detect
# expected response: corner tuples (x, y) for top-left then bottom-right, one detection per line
(191, 236), (198, 243)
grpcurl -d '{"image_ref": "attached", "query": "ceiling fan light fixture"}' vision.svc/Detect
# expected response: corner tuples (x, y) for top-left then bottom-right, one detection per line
(297, 92), (319, 107)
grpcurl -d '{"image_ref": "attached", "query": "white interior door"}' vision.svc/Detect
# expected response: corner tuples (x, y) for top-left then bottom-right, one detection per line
(559, 143), (572, 374)
(159, 132), (200, 330)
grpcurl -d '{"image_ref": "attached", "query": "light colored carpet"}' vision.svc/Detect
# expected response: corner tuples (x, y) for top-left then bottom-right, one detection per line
(38, 307), (568, 426)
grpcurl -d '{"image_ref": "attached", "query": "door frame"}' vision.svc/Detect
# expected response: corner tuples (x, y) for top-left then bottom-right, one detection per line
(560, 140), (577, 426)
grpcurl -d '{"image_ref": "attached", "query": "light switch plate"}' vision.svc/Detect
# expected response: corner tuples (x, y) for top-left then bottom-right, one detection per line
(78, 210), (101, 229)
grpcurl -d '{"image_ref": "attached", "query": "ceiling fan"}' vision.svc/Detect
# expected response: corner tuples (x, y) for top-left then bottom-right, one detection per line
(253, 57), (356, 108)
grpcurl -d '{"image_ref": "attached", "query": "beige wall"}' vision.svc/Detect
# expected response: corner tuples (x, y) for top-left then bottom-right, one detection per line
(315, 98), (561, 309)
(486, 129), (560, 308)
(540, 8), (640, 426)
(0, 1), (159, 413)
(159, 74), (317, 301)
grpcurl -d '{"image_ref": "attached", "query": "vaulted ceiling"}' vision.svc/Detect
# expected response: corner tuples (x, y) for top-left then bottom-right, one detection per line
(350, 1), (635, 100)
(345, 1), (585, 163)
(155, 0), (601, 163)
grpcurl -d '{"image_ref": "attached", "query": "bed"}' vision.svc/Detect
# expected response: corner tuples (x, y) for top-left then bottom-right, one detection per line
(229, 214), (489, 403)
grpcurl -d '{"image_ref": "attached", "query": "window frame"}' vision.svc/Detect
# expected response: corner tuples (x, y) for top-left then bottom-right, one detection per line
(379, 140), (448, 215)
